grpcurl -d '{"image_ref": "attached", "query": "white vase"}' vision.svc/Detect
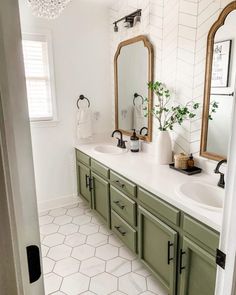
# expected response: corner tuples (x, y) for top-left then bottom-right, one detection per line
(155, 131), (173, 165)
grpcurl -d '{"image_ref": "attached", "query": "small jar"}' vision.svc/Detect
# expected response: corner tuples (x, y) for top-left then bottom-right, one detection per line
(174, 153), (189, 169)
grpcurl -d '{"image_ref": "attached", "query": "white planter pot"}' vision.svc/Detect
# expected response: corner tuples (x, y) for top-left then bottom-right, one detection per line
(155, 131), (173, 165)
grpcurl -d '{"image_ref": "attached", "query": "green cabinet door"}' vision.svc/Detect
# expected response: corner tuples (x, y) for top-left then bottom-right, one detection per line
(138, 206), (178, 295)
(91, 172), (110, 224)
(179, 237), (217, 295)
(77, 162), (92, 206)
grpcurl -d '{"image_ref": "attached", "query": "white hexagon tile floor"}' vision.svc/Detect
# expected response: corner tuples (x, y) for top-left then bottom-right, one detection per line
(39, 197), (168, 295)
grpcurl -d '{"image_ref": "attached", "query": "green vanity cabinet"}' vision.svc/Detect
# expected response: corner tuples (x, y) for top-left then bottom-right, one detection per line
(139, 206), (178, 295)
(91, 171), (110, 223)
(75, 149), (220, 295)
(178, 237), (217, 295)
(77, 161), (92, 206)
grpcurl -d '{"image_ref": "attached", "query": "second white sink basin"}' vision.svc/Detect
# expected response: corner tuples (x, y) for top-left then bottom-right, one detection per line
(176, 181), (224, 211)
(93, 145), (127, 155)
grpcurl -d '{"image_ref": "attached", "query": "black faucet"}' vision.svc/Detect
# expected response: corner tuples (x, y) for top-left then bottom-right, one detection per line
(111, 130), (127, 149)
(214, 159), (227, 188)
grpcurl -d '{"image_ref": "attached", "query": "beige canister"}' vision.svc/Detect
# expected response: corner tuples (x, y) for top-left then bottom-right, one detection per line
(174, 153), (189, 169)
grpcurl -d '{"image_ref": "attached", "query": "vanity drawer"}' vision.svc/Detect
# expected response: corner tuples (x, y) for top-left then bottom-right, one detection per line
(111, 186), (136, 227)
(111, 209), (137, 252)
(76, 150), (90, 166)
(183, 214), (219, 251)
(138, 188), (180, 226)
(91, 159), (109, 179)
(110, 171), (136, 197)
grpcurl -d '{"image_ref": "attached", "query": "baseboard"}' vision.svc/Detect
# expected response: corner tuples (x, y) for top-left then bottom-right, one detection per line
(38, 194), (79, 212)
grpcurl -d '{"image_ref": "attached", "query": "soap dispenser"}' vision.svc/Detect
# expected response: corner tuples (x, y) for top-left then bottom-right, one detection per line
(130, 129), (139, 152)
(187, 154), (194, 168)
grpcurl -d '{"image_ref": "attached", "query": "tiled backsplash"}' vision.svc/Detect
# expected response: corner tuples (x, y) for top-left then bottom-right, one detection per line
(109, 0), (232, 171)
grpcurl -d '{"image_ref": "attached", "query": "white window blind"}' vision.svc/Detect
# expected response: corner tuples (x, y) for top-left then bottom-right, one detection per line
(22, 36), (54, 121)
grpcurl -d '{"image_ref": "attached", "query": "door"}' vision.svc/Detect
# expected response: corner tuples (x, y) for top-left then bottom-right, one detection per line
(77, 162), (92, 205)
(91, 171), (110, 224)
(179, 237), (217, 295)
(0, 0), (44, 293)
(138, 206), (178, 295)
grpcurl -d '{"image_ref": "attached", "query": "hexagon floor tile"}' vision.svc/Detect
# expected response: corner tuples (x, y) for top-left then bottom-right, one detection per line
(40, 198), (167, 295)
(43, 233), (65, 247)
(90, 272), (117, 295)
(54, 257), (80, 277)
(80, 257), (105, 277)
(106, 257), (132, 277)
(64, 233), (86, 247)
(61, 273), (90, 295)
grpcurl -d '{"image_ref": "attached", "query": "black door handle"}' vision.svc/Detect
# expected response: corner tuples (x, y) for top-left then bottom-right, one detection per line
(167, 241), (174, 264)
(85, 175), (90, 188)
(180, 249), (186, 274)
(26, 245), (41, 283)
(89, 176), (94, 191)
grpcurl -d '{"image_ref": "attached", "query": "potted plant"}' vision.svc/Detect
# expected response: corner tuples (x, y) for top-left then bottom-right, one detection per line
(145, 81), (218, 164)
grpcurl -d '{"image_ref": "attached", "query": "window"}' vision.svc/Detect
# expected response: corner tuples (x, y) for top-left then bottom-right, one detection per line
(22, 34), (56, 121)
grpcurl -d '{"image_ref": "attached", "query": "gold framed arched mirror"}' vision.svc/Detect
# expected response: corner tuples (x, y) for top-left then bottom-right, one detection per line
(114, 35), (154, 142)
(200, 1), (236, 161)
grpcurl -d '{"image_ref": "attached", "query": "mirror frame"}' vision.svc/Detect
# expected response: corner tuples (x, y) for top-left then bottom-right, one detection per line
(200, 1), (236, 161)
(114, 35), (154, 142)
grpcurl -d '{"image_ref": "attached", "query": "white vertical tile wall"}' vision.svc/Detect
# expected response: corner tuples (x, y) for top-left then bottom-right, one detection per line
(109, 0), (233, 170)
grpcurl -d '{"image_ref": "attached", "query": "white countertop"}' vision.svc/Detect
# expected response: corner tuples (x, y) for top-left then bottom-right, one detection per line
(75, 140), (223, 232)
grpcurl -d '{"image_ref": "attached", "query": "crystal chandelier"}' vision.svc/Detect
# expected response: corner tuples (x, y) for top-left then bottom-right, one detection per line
(27, 0), (72, 19)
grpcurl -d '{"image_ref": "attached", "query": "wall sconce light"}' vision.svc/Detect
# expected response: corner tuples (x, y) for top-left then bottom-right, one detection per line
(123, 17), (133, 28)
(113, 9), (142, 32)
(114, 22), (119, 32)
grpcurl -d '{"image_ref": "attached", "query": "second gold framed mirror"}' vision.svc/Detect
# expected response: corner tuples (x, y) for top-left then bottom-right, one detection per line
(200, 1), (236, 161)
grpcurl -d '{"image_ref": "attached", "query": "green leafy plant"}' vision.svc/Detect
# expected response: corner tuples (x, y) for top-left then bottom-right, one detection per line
(209, 101), (219, 120)
(144, 81), (218, 131)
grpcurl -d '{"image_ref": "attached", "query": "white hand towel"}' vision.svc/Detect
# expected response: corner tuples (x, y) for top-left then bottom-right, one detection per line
(76, 107), (93, 140)
(133, 104), (145, 132)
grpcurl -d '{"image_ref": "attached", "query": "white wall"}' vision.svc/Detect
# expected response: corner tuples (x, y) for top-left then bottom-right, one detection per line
(19, 0), (112, 208)
(109, 0), (234, 171)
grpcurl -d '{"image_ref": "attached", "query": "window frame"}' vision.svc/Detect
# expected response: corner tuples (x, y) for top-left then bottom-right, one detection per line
(22, 30), (58, 125)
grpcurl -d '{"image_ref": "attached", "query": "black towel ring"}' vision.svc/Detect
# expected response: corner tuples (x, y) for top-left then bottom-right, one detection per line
(77, 94), (91, 109)
(140, 127), (148, 136)
(133, 93), (144, 106)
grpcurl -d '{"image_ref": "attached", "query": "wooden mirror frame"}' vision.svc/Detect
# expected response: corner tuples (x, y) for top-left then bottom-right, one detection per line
(200, 1), (236, 161)
(114, 35), (154, 142)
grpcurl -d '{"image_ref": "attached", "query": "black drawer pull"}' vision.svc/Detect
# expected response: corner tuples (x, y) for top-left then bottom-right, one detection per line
(114, 226), (126, 236)
(85, 175), (90, 188)
(113, 200), (125, 210)
(167, 241), (174, 264)
(180, 249), (186, 274)
(115, 180), (125, 188)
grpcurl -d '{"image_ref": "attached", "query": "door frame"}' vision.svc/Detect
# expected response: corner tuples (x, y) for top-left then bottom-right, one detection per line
(215, 80), (236, 295)
(0, 0), (44, 294)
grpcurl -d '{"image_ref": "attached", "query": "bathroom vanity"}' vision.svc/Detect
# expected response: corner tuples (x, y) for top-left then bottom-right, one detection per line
(74, 2), (236, 294)
(75, 145), (221, 295)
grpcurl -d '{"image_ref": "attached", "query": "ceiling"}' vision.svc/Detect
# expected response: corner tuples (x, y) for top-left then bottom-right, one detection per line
(85, 0), (115, 6)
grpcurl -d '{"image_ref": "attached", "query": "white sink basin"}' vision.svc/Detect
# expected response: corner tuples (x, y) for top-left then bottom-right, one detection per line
(176, 181), (224, 211)
(93, 145), (127, 155)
